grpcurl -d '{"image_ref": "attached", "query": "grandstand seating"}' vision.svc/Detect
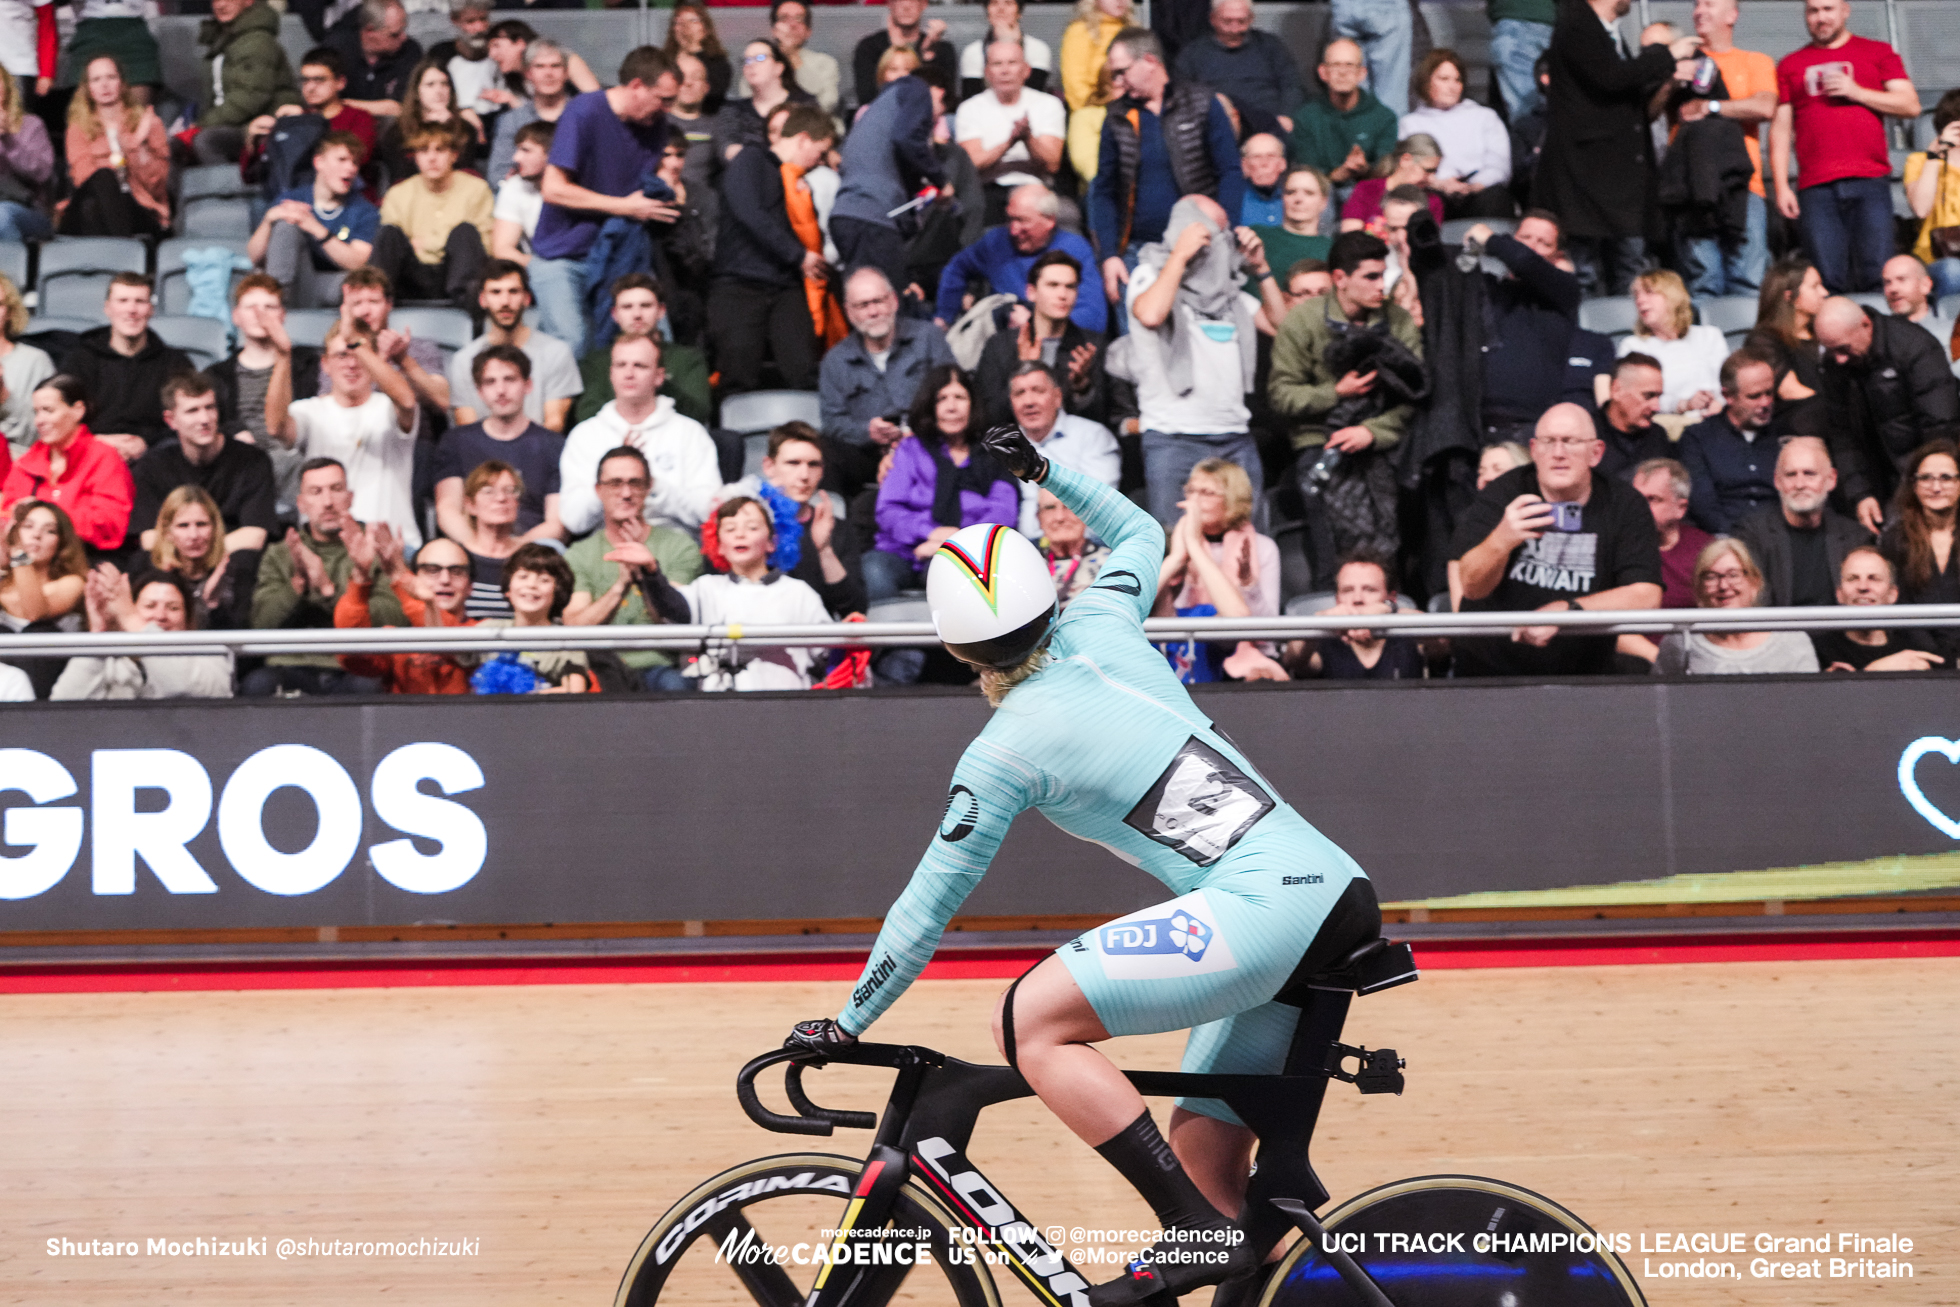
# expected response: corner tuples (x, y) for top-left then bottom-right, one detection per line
(34, 237), (146, 318)
(157, 238), (253, 317)
(150, 315), (233, 369)
(720, 390), (823, 477)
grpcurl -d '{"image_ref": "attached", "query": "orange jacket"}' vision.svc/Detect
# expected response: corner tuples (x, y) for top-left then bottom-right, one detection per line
(333, 574), (473, 695)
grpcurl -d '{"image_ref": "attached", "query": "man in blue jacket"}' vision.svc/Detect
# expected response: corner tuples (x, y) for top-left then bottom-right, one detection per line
(830, 64), (953, 298)
(933, 184), (1104, 333)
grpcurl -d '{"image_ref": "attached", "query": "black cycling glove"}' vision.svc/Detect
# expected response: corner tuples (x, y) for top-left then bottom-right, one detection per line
(784, 1017), (856, 1058)
(979, 424), (1050, 484)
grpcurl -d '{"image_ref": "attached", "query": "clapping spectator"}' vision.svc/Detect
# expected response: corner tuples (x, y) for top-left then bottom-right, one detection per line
(249, 130), (377, 309)
(999, 360), (1119, 534)
(0, 499), (87, 697)
(1814, 547), (1946, 671)
(132, 374), (278, 558)
(56, 275), (193, 464)
(1399, 50), (1511, 220)
(1815, 296), (1960, 532)
(772, 1), (842, 119)
(1449, 402), (1663, 676)
(0, 274), (54, 458)
(143, 486), (256, 631)
(562, 445), (706, 692)
(448, 262), (580, 431)
(60, 56), (167, 237)
(332, 268), (453, 419)
(934, 184), (1105, 334)
(560, 334), (718, 535)
(1618, 270), (1727, 417)
(269, 320), (422, 548)
(1153, 456), (1285, 683)
(190, 0), (299, 165)
(1035, 487), (1110, 607)
(865, 364), (1017, 601)
(51, 569), (234, 700)
(0, 376), (134, 552)
(1175, 0), (1301, 132)
(1677, 351), (1779, 533)
(960, 0), (1053, 102)
(1905, 88), (1960, 301)
(721, 423), (867, 618)
(243, 457), (399, 697)
(0, 67), (53, 242)
(336, 526), (475, 694)
(957, 40), (1065, 223)
(974, 254), (1111, 428)
(484, 36), (578, 183)
(1287, 39), (1399, 192)
(1283, 554), (1423, 678)
(1878, 438), (1960, 664)
(373, 122), (492, 311)
(1733, 435), (1872, 607)
(434, 345), (564, 546)
(1338, 135), (1442, 231)
(1654, 537), (1819, 674)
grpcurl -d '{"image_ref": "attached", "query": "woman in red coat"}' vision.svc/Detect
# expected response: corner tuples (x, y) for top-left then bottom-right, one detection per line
(0, 374), (135, 552)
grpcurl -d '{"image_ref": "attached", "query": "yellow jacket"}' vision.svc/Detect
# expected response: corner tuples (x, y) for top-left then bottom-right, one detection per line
(1059, 14), (1126, 112)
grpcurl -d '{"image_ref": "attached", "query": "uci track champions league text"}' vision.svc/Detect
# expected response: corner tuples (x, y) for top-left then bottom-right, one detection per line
(0, 743), (488, 901)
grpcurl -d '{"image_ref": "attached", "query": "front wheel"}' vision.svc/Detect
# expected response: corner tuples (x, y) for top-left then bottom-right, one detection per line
(615, 1152), (1001, 1307)
(1258, 1174), (1646, 1307)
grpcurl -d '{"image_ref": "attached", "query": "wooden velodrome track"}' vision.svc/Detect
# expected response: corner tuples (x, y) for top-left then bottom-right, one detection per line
(2, 955), (1954, 1305)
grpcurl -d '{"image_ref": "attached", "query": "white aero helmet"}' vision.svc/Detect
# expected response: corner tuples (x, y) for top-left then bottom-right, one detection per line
(926, 523), (1059, 667)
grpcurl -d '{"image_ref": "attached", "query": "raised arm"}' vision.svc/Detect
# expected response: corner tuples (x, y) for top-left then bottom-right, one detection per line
(1032, 461), (1164, 624)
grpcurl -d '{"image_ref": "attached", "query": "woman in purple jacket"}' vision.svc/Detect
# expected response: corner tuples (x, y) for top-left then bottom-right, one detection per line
(864, 364), (1019, 600)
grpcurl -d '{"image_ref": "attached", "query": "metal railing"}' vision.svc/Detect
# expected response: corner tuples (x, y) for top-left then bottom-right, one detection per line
(5, 606), (1960, 660)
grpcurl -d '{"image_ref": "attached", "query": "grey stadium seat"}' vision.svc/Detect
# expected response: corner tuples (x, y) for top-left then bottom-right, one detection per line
(386, 306), (475, 352)
(1696, 295), (1760, 335)
(179, 165), (255, 240)
(282, 308), (340, 348)
(722, 389), (823, 476)
(34, 237), (147, 318)
(1440, 216), (1516, 246)
(157, 238), (253, 316)
(866, 594), (931, 623)
(0, 240), (25, 290)
(149, 315), (233, 369)
(1579, 296), (1638, 337)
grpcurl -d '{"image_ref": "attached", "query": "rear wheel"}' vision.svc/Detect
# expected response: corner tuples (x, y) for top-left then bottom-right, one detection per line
(614, 1153), (1001, 1307)
(1258, 1175), (1645, 1307)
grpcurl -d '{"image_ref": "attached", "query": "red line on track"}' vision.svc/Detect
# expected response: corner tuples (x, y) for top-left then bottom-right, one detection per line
(0, 931), (1955, 996)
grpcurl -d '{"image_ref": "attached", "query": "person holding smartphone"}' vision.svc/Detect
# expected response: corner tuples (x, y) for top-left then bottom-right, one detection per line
(1448, 401), (1664, 676)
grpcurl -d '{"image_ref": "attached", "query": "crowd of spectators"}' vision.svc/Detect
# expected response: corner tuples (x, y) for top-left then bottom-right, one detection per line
(4, 0), (1960, 702)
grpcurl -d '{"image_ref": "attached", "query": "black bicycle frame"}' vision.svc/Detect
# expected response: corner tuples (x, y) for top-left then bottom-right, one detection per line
(737, 983), (1397, 1307)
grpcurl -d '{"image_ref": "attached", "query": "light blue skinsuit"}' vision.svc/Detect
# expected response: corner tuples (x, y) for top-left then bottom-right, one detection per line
(835, 464), (1368, 1123)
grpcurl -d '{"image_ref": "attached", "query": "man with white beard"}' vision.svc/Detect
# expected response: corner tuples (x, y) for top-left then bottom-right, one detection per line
(1733, 435), (1873, 607)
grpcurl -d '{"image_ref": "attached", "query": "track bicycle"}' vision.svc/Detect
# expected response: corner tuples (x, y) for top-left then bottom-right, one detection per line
(615, 936), (1646, 1307)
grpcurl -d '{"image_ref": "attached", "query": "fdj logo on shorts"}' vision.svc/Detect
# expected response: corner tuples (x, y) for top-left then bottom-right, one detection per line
(1094, 891), (1238, 980)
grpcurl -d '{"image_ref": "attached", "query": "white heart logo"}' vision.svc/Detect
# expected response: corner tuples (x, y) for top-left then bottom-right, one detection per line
(1898, 736), (1960, 838)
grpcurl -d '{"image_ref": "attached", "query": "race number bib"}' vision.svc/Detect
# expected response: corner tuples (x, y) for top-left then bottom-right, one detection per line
(1122, 738), (1275, 866)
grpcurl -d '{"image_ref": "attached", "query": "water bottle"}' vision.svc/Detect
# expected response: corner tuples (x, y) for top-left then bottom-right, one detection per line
(1691, 56), (1718, 95)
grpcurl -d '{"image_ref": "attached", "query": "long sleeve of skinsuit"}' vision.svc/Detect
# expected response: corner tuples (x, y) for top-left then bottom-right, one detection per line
(835, 463), (1164, 1035)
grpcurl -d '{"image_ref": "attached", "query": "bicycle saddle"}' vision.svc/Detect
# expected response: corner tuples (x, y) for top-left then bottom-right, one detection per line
(1295, 937), (1419, 998)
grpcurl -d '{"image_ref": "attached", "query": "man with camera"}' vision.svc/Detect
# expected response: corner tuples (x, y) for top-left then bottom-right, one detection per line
(1449, 401), (1663, 676)
(1269, 228), (1422, 588)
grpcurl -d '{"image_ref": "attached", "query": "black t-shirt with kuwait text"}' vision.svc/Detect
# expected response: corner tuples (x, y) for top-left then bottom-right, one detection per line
(1448, 465), (1662, 677)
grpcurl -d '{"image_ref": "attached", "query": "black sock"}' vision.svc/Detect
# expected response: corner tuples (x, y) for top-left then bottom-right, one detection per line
(1092, 1110), (1232, 1234)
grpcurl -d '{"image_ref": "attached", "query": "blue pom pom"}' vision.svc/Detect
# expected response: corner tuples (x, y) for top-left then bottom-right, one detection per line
(471, 652), (540, 695)
(755, 481), (804, 573)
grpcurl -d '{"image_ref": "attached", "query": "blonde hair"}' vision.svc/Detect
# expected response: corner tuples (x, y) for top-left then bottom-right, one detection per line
(67, 55), (144, 141)
(1631, 268), (1695, 339)
(876, 44), (921, 82)
(1187, 457), (1254, 530)
(150, 485), (229, 575)
(979, 646), (1051, 707)
(1692, 537), (1763, 608)
(0, 65), (22, 135)
(1073, 0), (1134, 24)
(323, 317), (376, 352)
(0, 272), (26, 339)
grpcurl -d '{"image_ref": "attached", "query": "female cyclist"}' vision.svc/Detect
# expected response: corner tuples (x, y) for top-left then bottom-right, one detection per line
(787, 428), (1380, 1304)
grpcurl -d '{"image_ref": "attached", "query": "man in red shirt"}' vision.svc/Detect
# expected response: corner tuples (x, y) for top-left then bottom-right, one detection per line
(243, 45), (380, 200)
(1770, 0), (1919, 292)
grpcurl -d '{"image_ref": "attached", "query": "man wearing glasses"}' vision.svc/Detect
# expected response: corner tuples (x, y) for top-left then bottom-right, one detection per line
(562, 446), (706, 693)
(1449, 402), (1663, 676)
(334, 529), (478, 695)
(1087, 27), (1244, 312)
(1286, 39), (1398, 198)
(1813, 295), (1960, 532)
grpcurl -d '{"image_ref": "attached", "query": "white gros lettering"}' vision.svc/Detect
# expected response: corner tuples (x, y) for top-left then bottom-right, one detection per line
(217, 745), (365, 896)
(368, 744), (488, 894)
(89, 749), (218, 895)
(0, 749), (83, 900)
